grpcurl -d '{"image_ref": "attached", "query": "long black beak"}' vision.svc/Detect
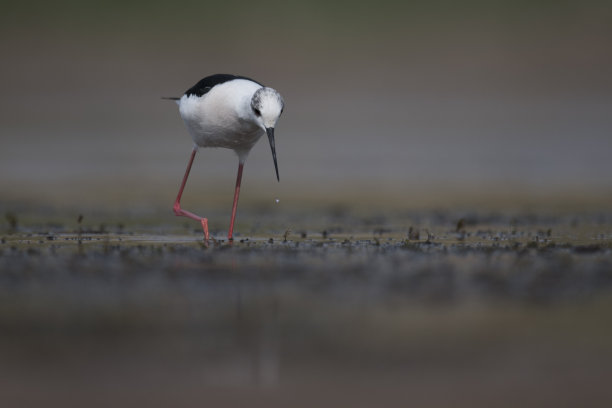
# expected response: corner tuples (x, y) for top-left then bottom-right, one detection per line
(266, 127), (279, 181)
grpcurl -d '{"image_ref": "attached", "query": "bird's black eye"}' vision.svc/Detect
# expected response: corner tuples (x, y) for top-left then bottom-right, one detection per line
(253, 108), (261, 116)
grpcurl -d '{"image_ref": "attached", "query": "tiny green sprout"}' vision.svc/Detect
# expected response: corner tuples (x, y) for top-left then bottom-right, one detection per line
(4, 212), (17, 234)
(456, 218), (465, 232)
(408, 226), (420, 240)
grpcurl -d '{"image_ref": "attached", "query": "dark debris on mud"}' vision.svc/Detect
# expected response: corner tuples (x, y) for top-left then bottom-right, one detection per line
(1, 231), (611, 308)
(1, 211), (612, 406)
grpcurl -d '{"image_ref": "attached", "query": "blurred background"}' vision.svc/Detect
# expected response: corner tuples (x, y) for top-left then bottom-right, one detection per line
(1, 0), (611, 213)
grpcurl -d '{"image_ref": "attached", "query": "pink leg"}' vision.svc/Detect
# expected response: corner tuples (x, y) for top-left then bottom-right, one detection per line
(228, 162), (244, 241)
(173, 147), (209, 241)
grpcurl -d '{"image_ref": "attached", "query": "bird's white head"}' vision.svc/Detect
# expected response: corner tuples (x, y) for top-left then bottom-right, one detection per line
(251, 87), (284, 129)
(251, 87), (284, 181)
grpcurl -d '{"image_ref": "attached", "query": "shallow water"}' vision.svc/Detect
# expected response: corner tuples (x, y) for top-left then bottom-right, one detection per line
(1, 208), (612, 407)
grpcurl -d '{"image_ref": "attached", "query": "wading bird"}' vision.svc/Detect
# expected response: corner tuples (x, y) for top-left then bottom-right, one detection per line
(165, 74), (284, 242)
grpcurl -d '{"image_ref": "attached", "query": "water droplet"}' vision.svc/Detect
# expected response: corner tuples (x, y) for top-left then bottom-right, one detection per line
(275, 198), (280, 204)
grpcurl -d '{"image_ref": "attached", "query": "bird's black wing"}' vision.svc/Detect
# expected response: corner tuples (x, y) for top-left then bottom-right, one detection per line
(184, 74), (263, 97)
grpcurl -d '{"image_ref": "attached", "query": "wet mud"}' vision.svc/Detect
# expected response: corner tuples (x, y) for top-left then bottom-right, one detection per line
(1, 208), (612, 407)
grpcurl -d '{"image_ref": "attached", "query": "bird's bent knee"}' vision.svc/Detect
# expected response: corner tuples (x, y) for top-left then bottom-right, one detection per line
(173, 203), (182, 215)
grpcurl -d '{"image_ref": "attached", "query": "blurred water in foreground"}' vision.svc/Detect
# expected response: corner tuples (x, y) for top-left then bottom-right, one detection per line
(1, 214), (612, 407)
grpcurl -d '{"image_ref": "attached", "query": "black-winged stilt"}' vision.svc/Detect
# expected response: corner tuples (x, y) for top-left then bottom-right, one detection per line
(165, 74), (284, 242)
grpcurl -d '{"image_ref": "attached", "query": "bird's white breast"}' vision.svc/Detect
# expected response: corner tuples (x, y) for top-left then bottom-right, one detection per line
(178, 79), (264, 157)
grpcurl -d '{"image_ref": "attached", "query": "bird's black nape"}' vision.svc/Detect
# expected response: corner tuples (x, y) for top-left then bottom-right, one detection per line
(184, 74), (263, 98)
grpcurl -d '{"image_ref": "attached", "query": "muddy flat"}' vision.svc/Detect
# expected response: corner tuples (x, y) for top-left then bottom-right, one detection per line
(1, 205), (612, 408)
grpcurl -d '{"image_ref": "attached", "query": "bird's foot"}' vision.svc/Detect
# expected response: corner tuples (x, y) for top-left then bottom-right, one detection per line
(173, 202), (209, 243)
(201, 218), (209, 242)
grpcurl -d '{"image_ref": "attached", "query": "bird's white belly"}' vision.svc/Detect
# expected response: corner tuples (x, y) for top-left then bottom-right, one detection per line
(179, 91), (263, 155)
(190, 118), (263, 150)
